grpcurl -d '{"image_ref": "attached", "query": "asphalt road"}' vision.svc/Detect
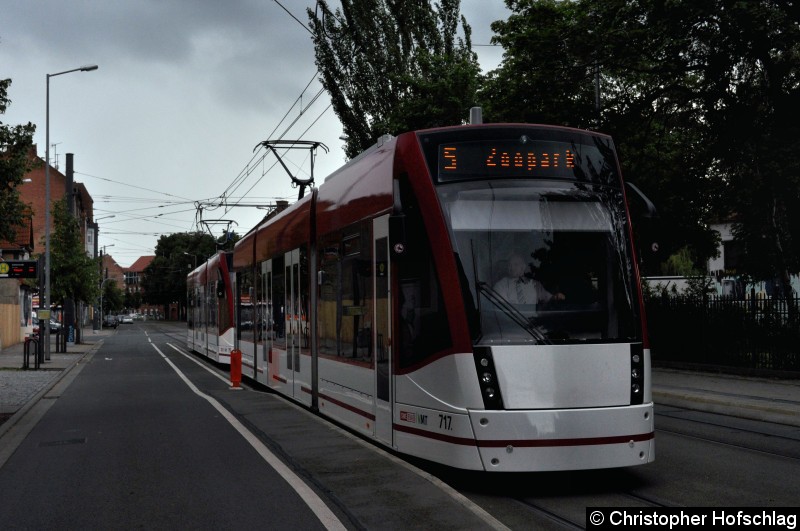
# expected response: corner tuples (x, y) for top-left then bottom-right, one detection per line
(0, 324), (334, 530)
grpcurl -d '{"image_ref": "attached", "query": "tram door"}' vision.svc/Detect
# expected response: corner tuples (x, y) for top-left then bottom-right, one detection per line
(374, 216), (392, 445)
(284, 248), (306, 402)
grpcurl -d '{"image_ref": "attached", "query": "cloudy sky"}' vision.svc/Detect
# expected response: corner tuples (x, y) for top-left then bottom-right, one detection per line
(1, 0), (509, 267)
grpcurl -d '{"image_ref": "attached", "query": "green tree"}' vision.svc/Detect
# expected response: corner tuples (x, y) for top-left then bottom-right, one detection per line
(308, 0), (481, 158)
(48, 198), (100, 306)
(699, 1), (800, 301)
(101, 279), (124, 315)
(0, 78), (36, 242)
(480, 0), (800, 281)
(481, 0), (722, 274)
(124, 290), (142, 312)
(479, 0), (597, 127)
(140, 232), (217, 319)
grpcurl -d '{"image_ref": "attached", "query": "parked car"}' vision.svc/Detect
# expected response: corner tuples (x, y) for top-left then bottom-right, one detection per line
(119, 314), (134, 324)
(104, 315), (118, 328)
(32, 317), (63, 333)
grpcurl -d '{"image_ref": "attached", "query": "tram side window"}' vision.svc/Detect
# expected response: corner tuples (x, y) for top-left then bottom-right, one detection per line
(198, 285), (206, 329)
(317, 222), (373, 361)
(397, 177), (452, 369)
(187, 288), (194, 329)
(255, 266), (266, 343)
(237, 269), (255, 343)
(207, 278), (218, 331)
(272, 255), (286, 350)
(298, 246), (311, 352)
(261, 267), (272, 360)
(218, 273), (232, 333)
(318, 233), (339, 357)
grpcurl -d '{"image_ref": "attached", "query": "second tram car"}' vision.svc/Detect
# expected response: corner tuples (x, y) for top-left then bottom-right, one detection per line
(187, 251), (235, 364)
(229, 123), (654, 472)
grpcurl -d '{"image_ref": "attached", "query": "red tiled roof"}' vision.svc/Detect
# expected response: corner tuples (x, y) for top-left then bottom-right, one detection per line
(126, 255), (155, 272)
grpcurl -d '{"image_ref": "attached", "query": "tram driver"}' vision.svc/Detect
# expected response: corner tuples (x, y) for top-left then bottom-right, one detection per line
(494, 253), (565, 305)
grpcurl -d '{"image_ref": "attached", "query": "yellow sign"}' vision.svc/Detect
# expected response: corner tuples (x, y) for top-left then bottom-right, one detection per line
(0, 263), (8, 275)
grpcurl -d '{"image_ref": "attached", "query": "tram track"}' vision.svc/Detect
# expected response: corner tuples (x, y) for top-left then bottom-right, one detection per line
(655, 408), (800, 461)
(512, 497), (586, 530)
(657, 407), (800, 439)
(499, 489), (672, 530)
(656, 425), (800, 461)
(619, 490), (672, 507)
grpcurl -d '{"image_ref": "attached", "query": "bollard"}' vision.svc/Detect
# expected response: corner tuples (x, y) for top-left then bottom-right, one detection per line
(230, 349), (242, 390)
(23, 336), (39, 370)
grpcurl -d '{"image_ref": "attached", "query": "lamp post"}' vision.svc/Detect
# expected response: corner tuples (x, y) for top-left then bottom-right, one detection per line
(99, 277), (114, 330)
(44, 64), (98, 360)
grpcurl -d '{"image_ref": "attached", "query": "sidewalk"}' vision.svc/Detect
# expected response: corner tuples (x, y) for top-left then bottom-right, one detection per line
(0, 329), (112, 432)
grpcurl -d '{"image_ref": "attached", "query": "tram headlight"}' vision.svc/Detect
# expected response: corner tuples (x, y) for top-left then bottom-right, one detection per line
(473, 347), (504, 410)
(630, 343), (645, 405)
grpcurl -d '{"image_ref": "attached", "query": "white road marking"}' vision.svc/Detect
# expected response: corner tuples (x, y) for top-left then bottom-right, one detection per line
(162, 341), (508, 530)
(167, 343), (230, 385)
(150, 342), (346, 531)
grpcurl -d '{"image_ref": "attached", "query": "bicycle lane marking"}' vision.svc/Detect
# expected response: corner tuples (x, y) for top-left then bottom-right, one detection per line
(150, 342), (346, 531)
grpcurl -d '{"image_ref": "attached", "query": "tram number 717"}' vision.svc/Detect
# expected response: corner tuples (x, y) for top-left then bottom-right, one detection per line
(439, 414), (453, 431)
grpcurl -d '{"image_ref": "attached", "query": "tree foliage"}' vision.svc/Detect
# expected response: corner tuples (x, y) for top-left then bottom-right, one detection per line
(49, 198), (100, 306)
(480, 0), (799, 286)
(0, 78), (36, 242)
(701, 1), (800, 298)
(308, 0), (481, 158)
(140, 232), (217, 316)
(101, 280), (125, 315)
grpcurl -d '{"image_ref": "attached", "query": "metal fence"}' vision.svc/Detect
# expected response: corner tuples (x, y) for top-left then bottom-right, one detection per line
(645, 293), (800, 372)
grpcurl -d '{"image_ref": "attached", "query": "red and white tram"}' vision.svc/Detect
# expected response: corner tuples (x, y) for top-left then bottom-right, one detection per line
(231, 124), (654, 471)
(187, 251), (235, 364)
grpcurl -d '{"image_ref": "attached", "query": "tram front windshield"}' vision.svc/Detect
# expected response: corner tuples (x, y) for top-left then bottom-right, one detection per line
(438, 181), (640, 345)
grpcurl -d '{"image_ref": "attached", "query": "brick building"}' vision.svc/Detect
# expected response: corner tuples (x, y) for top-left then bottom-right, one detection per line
(0, 145), (108, 346)
(0, 206), (35, 348)
(100, 253), (126, 287)
(124, 255), (164, 318)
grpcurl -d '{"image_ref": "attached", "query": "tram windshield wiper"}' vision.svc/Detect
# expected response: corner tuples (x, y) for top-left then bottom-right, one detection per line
(476, 281), (549, 342)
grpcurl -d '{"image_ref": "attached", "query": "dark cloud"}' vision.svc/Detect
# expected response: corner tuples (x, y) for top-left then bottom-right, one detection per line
(0, 0), (509, 266)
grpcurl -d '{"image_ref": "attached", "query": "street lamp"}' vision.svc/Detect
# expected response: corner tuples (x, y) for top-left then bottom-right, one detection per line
(184, 252), (198, 270)
(44, 64), (98, 360)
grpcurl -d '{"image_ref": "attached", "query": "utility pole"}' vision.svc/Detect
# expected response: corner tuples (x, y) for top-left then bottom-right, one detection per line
(65, 153), (78, 345)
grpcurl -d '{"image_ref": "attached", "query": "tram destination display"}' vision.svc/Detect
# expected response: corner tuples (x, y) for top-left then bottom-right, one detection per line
(437, 137), (616, 182)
